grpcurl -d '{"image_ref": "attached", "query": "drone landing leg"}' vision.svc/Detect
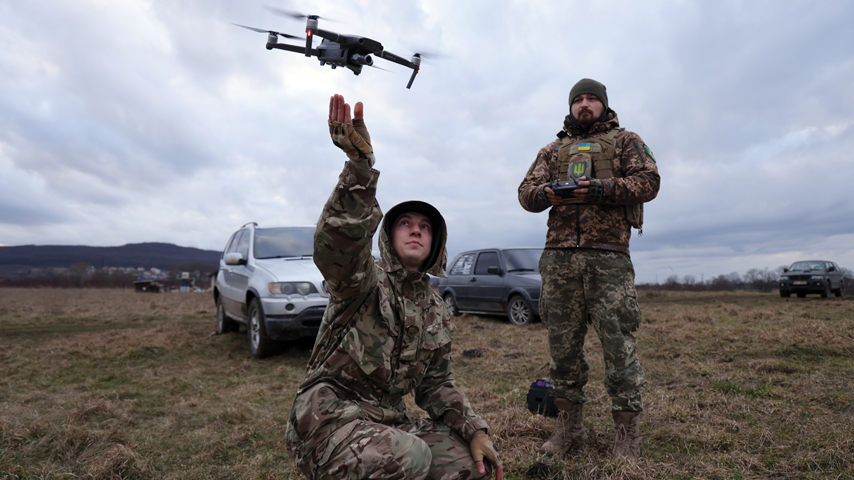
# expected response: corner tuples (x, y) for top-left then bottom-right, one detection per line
(406, 69), (419, 89)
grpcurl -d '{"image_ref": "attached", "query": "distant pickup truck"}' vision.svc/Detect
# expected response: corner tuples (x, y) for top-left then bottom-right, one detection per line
(778, 260), (845, 298)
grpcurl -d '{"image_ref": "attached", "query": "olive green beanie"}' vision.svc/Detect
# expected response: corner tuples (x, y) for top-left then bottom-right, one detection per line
(568, 78), (608, 111)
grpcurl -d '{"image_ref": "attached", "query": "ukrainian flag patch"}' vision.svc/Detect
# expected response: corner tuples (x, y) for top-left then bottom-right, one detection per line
(643, 144), (655, 162)
(578, 143), (591, 151)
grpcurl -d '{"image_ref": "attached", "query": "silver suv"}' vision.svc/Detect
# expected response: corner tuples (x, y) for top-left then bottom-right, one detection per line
(213, 223), (327, 358)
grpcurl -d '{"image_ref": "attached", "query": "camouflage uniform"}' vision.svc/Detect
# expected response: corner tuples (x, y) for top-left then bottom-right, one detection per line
(286, 157), (491, 480)
(518, 110), (659, 412)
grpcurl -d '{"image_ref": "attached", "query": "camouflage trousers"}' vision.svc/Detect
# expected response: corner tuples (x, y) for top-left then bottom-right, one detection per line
(286, 383), (492, 480)
(538, 248), (646, 412)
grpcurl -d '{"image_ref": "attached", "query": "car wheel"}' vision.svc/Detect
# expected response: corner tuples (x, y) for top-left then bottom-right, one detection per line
(216, 297), (239, 334)
(779, 290), (790, 298)
(507, 295), (533, 326)
(796, 293), (806, 298)
(821, 283), (831, 298)
(443, 293), (461, 317)
(248, 298), (274, 359)
(837, 284), (845, 298)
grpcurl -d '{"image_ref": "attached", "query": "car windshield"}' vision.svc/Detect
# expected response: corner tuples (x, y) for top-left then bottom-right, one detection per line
(789, 261), (825, 272)
(254, 227), (315, 259)
(503, 248), (543, 273)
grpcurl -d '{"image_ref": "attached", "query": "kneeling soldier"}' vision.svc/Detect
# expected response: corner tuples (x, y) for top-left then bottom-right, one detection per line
(286, 94), (503, 480)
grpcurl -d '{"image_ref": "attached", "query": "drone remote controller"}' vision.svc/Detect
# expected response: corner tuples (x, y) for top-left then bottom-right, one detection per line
(549, 180), (582, 198)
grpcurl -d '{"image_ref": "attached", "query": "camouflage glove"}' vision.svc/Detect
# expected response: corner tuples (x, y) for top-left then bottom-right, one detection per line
(329, 118), (373, 162)
(585, 178), (604, 203)
(470, 431), (503, 479)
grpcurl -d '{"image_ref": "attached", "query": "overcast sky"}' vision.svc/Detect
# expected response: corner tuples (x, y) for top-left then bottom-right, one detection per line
(1, 0), (852, 283)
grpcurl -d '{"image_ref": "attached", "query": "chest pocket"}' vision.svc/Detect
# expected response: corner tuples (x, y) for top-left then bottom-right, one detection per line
(340, 298), (398, 383)
(413, 320), (455, 383)
(558, 140), (616, 181)
(398, 297), (423, 363)
(421, 320), (454, 351)
(397, 291), (449, 362)
(555, 130), (620, 205)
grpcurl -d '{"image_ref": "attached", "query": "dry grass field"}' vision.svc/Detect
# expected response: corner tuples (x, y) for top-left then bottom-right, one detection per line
(1, 288), (852, 479)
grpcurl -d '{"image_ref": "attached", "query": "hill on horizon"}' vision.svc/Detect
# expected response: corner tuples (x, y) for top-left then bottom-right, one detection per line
(0, 242), (221, 272)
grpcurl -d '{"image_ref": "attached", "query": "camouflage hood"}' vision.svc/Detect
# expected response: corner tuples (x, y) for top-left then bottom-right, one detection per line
(564, 109), (620, 136)
(379, 200), (448, 278)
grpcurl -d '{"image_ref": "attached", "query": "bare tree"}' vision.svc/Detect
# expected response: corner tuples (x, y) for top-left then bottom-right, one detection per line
(743, 268), (762, 290)
(841, 267), (854, 287)
(664, 274), (680, 289)
(709, 272), (743, 291)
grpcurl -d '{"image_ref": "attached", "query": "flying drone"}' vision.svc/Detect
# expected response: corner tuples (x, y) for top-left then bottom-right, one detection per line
(234, 8), (424, 89)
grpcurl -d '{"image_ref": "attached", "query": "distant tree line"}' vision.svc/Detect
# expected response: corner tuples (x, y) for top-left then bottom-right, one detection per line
(638, 266), (854, 292)
(0, 262), (215, 290)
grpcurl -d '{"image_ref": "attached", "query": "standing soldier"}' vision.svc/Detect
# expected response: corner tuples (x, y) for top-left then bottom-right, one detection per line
(518, 78), (660, 459)
(286, 94), (503, 480)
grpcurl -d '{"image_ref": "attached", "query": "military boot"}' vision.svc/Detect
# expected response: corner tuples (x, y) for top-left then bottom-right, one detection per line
(612, 411), (641, 459)
(541, 398), (587, 454)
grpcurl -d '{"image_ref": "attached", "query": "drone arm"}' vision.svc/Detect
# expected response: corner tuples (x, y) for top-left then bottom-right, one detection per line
(379, 50), (416, 69)
(268, 43), (319, 56)
(380, 50), (420, 89)
(313, 28), (342, 43)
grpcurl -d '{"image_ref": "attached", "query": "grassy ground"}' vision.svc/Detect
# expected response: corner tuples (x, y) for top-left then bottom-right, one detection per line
(1, 288), (852, 479)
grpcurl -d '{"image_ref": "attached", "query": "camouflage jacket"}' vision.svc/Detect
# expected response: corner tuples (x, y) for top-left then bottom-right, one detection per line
(287, 158), (488, 463)
(517, 110), (660, 255)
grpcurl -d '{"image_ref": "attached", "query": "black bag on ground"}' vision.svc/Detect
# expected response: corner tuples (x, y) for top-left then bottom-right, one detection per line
(527, 378), (558, 417)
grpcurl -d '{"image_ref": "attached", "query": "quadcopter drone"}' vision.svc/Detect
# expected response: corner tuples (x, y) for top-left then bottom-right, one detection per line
(234, 8), (423, 89)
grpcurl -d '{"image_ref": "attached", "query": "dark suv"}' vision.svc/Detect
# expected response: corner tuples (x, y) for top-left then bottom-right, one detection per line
(437, 247), (542, 325)
(213, 223), (328, 358)
(779, 260), (845, 298)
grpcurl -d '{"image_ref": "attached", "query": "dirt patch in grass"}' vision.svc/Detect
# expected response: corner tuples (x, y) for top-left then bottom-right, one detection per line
(1, 288), (853, 479)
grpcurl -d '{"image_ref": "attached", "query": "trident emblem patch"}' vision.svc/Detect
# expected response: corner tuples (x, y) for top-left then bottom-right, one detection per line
(569, 159), (590, 180)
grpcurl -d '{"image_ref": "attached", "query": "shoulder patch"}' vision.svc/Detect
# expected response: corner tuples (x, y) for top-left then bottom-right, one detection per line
(643, 144), (656, 163)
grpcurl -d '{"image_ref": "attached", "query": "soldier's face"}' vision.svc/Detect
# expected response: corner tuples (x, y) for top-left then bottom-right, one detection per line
(571, 93), (604, 124)
(392, 212), (433, 271)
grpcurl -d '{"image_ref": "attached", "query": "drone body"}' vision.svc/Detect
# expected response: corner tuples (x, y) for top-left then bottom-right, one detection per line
(236, 11), (422, 88)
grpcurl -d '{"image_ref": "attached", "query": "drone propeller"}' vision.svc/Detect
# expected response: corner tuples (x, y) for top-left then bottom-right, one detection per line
(264, 7), (337, 22)
(404, 45), (449, 61)
(232, 23), (304, 40)
(264, 7), (338, 56)
(368, 64), (391, 72)
(401, 48), (447, 88)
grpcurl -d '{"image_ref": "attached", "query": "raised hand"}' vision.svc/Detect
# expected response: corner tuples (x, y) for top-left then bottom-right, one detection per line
(328, 94), (372, 161)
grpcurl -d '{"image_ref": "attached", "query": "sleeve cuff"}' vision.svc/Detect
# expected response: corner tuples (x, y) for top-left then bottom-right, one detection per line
(444, 411), (490, 442)
(537, 184), (551, 208)
(350, 153), (376, 172)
